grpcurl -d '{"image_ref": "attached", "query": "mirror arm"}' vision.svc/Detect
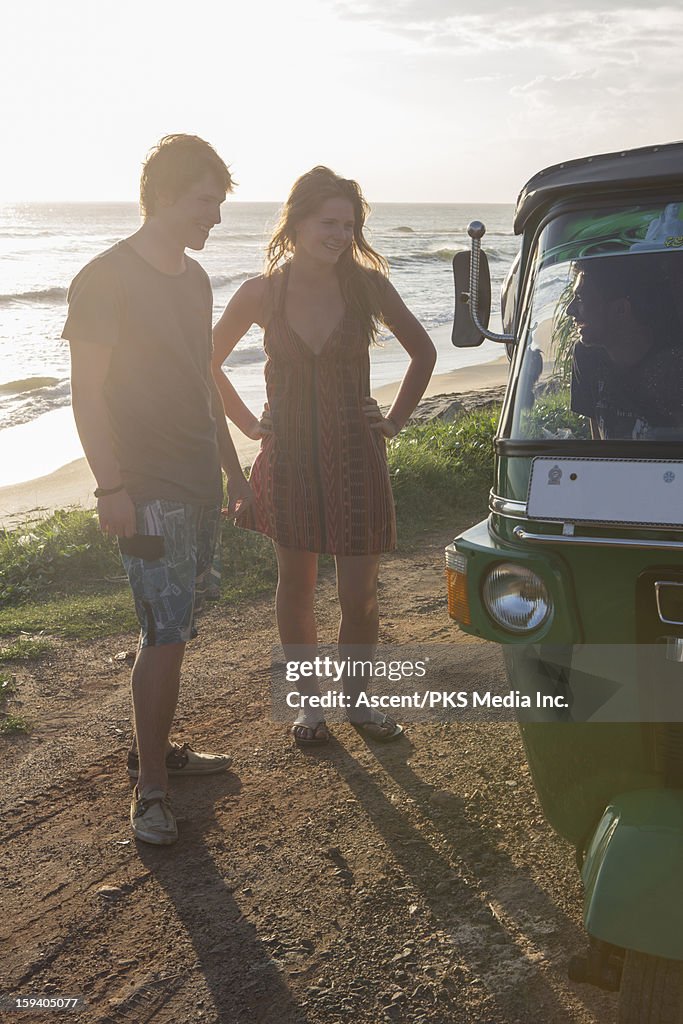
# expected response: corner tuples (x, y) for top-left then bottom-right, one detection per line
(467, 222), (516, 344)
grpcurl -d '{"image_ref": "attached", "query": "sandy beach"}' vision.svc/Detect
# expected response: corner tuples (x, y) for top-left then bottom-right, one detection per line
(0, 343), (510, 529)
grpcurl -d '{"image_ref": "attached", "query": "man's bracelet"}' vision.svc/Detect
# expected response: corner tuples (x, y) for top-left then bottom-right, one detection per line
(94, 484), (125, 498)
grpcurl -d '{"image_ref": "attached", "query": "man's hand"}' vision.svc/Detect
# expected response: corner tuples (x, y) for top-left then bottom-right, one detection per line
(97, 490), (136, 537)
(223, 473), (253, 519)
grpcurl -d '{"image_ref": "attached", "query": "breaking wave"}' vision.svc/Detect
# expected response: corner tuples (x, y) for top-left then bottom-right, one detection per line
(0, 286), (68, 306)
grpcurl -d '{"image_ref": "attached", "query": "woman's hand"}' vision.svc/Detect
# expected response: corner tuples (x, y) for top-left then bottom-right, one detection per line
(222, 473), (253, 519)
(363, 398), (400, 438)
(245, 405), (273, 441)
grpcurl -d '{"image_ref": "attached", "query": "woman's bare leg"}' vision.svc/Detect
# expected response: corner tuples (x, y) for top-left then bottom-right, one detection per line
(336, 553), (381, 650)
(274, 543), (319, 646)
(336, 553), (399, 738)
(274, 543), (327, 743)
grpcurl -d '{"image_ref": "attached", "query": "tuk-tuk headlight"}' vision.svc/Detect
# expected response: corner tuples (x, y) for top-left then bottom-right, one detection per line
(482, 563), (552, 634)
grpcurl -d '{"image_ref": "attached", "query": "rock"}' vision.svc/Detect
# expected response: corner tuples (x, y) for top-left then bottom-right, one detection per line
(97, 885), (124, 901)
(435, 881), (452, 895)
(429, 790), (459, 811)
(389, 385), (507, 428)
(391, 951), (412, 963)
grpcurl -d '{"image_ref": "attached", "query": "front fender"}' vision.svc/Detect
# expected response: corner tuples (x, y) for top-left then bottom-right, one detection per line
(449, 517), (581, 644)
(582, 790), (683, 960)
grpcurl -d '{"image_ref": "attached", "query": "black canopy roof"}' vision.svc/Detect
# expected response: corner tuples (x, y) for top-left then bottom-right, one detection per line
(514, 141), (683, 234)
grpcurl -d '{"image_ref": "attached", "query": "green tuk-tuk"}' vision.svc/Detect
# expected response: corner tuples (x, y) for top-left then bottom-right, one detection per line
(446, 142), (683, 1022)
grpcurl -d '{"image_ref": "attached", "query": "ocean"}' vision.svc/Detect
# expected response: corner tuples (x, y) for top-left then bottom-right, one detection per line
(0, 202), (517, 487)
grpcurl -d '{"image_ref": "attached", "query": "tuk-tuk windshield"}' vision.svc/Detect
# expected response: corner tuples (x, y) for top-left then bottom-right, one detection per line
(507, 201), (683, 442)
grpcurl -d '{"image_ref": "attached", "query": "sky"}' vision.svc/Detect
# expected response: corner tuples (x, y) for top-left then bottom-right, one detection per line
(1, 0), (680, 204)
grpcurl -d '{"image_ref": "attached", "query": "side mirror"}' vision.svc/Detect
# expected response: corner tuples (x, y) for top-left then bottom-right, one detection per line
(452, 221), (515, 347)
(451, 250), (491, 347)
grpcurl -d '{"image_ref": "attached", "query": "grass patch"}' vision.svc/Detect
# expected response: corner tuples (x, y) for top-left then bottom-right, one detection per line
(0, 508), (123, 608)
(388, 406), (498, 536)
(519, 386), (590, 440)
(0, 587), (138, 640)
(219, 524), (277, 603)
(0, 636), (53, 661)
(0, 671), (28, 735)
(0, 671), (16, 696)
(0, 713), (30, 735)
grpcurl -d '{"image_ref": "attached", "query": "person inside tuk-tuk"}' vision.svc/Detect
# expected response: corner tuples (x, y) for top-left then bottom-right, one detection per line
(567, 253), (683, 440)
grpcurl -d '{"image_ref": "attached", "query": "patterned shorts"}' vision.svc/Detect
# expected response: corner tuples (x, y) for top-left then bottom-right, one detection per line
(120, 500), (221, 647)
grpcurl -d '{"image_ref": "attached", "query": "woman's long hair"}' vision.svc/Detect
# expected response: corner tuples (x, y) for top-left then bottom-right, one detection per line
(266, 166), (389, 341)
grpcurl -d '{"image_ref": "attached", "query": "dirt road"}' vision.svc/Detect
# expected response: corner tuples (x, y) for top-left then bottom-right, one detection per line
(1, 526), (616, 1023)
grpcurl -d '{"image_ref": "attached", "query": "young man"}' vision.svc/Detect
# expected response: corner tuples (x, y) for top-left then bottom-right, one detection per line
(64, 134), (251, 846)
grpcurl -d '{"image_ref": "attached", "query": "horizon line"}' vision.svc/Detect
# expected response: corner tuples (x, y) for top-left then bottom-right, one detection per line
(0, 197), (516, 207)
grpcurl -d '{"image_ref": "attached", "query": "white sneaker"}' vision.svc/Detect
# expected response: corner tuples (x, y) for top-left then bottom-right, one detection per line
(127, 742), (232, 779)
(130, 788), (178, 845)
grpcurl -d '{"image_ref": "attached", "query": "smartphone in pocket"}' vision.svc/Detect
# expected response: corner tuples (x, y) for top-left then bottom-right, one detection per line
(118, 534), (165, 561)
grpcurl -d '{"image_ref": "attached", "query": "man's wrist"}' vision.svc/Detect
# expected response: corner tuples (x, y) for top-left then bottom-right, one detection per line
(94, 483), (125, 498)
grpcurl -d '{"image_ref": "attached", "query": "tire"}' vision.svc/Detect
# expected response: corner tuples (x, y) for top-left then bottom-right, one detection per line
(618, 950), (683, 1024)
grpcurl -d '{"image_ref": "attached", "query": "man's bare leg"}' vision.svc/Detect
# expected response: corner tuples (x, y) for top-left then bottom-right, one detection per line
(131, 642), (185, 794)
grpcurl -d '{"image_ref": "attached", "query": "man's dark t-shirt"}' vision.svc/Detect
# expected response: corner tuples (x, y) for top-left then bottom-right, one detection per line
(571, 341), (683, 440)
(62, 241), (222, 504)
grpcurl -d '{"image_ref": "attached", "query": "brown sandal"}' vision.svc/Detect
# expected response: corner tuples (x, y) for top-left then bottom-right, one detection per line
(290, 719), (331, 747)
(351, 713), (403, 743)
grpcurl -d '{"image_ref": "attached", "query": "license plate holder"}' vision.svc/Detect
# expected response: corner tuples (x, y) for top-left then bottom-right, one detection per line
(527, 457), (683, 527)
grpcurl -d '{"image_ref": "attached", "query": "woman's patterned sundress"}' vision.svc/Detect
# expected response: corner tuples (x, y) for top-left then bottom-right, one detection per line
(237, 265), (397, 555)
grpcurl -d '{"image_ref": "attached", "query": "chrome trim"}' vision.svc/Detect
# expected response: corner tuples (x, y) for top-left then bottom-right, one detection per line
(655, 582), (683, 626)
(489, 493), (528, 518)
(490, 491), (683, 533)
(513, 526), (683, 551)
(445, 544), (467, 572)
(664, 637), (683, 663)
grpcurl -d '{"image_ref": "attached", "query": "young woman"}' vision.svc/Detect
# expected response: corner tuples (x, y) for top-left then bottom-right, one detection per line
(212, 166), (436, 745)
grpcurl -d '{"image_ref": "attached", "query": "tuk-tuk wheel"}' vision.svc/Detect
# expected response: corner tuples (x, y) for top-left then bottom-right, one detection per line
(618, 950), (683, 1023)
